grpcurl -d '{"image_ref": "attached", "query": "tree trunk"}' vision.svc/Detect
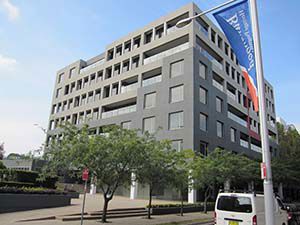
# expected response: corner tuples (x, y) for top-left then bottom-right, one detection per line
(278, 182), (284, 199)
(147, 185), (152, 219)
(101, 196), (109, 223)
(180, 189), (184, 216)
(203, 187), (211, 214)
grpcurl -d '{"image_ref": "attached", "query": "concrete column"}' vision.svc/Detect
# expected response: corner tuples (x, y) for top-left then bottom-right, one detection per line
(118, 80), (122, 94)
(224, 179), (231, 191)
(248, 181), (254, 191)
(188, 172), (197, 203)
(152, 27), (155, 41)
(188, 188), (197, 203)
(130, 173), (138, 200)
(163, 22), (167, 36)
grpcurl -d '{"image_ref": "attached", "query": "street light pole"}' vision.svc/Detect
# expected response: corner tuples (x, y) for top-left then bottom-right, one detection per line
(176, 0), (238, 28)
(249, 0), (275, 224)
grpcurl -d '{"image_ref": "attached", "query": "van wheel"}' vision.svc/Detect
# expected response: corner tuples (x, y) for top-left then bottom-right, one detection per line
(282, 223), (285, 225)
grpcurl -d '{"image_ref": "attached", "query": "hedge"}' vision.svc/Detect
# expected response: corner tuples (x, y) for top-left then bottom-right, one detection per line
(0, 169), (38, 183)
(0, 181), (36, 188)
(0, 169), (57, 189)
(0, 186), (67, 195)
(148, 202), (215, 209)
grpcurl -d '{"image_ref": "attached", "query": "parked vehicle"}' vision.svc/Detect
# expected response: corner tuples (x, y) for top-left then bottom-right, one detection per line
(214, 190), (289, 225)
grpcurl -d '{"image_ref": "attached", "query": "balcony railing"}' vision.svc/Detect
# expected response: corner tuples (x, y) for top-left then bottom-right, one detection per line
(240, 139), (249, 148)
(228, 111), (247, 127)
(227, 90), (236, 101)
(197, 45), (223, 70)
(142, 75), (162, 87)
(80, 59), (105, 74)
(166, 26), (177, 35)
(121, 83), (138, 93)
(144, 42), (189, 65)
(268, 121), (276, 128)
(102, 105), (137, 119)
(196, 22), (209, 37)
(251, 144), (262, 153)
(212, 79), (224, 92)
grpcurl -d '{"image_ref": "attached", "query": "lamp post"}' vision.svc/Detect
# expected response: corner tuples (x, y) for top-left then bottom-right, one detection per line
(176, 0), (237, 28)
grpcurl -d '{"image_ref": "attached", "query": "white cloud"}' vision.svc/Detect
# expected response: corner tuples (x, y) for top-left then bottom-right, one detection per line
(0, 54), (17, 72)
(0, 0), (19, 21)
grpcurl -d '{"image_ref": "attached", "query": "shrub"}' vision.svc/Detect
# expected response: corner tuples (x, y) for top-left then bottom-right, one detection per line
(0, 181), (35, 188)
(0, 186), (67, 195)
(15, 170), (38, 183)
(37, 176), (58, 189)
(0, 161), (6, 169)
(148, 202), (215, 209)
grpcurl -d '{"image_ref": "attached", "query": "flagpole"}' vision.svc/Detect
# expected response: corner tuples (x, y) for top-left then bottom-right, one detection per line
(249, 0), (275, 224)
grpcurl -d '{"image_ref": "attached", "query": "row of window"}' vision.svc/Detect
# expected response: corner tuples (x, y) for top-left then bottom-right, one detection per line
(106, 12), (189, 61)
(52, 60), (184, 114)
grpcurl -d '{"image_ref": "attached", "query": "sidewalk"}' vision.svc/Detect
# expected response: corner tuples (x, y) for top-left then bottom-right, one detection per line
(9, 212), (213, 225)
(1, 194), (205, 225)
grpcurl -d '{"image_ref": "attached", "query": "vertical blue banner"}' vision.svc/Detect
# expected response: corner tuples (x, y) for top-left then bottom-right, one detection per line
(213, 0), (258, 111)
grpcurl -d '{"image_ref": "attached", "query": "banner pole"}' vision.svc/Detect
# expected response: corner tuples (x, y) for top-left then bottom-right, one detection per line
(249, 0), (275, 224)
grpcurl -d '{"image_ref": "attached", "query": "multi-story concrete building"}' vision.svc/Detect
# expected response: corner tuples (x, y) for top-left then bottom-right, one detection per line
(47, 2), (278, 202)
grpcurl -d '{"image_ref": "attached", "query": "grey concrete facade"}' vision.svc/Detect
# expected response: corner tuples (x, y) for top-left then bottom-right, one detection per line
(47, 3), (278, 201)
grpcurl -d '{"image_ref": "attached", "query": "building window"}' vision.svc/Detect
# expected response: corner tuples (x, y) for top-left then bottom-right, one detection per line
(200, 113), (208, 132)
(143, 117), (155, 133)
(225, 62), (230, 75)
(58, 73), (64, 83)
(56, 88), (62, 98)
(69, 67), (76, 78)
(230, 127), (236, 142)
(217, 121), (224, 138)
(216, 97), (223, 112)
(200, 141), (208, 156)
(170, 85), (184, 103)
(170, 60), (184, 78)
(200, 86), (207, 104)
(199, 62), (207, 79)
(121, 121), (131, 129)
(144, 92), (156, 109)
(171, 140), (183, 152)
(169, 111), (184, 130)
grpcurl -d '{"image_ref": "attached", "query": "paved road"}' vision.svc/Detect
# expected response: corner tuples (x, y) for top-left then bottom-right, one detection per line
(0, 194), (213, 225)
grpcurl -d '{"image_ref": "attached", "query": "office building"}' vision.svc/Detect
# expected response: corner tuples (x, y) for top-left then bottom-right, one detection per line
(47, 3), (278, 202)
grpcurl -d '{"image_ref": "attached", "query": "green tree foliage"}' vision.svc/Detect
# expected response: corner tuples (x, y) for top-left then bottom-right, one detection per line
(135, 132), (177, 219)
(272, 123), (300, 185)
(168, 149), (194, 216)
(191, 148), (259, 213)
(0, 161), (6, 169)
(45, 123), (145, 223)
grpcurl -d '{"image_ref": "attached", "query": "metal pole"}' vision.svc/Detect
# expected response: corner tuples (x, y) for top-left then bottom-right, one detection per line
(176, 0), (238, 28)
(194, 0), (237, 19)
(80, 180), (87, 225)
(249, 0), (275, 224)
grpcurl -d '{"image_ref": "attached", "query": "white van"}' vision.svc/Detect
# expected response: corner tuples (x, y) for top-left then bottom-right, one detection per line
(215, 191), (289, 225)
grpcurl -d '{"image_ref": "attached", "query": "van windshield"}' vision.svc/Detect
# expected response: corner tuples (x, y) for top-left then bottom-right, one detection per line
(217, 196), (252, 213)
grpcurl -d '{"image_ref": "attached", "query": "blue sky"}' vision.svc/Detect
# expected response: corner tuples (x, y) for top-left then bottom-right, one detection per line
(0, 0), (299, 155)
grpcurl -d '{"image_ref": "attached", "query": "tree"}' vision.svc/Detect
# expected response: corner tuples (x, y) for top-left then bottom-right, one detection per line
(0, 161), (6, 169)
(272, 122), (300, 198)
(135, 132), (177, 219)
(191, 148), (259, 213)
(0, 143), (4, 160)
(169, 149), (194, 216)
(45, 124), (145, 223)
